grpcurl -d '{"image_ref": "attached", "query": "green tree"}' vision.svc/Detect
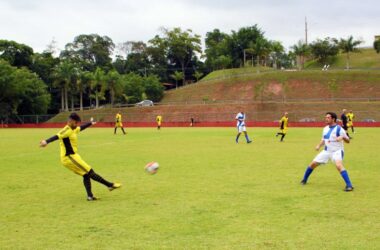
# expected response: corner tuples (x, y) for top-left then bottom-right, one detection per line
(0, 40), (34, 68)
(338, 36), (362, 69)
(53, 60), (78, 111)
(374, 39), (380, 53)
(193, 71), (203, 82)
(0, 60), (50, 117)
(204, 29), (230, 70)
(92, 67), (106, 108)
(149, 27), (202, 85)
(291, 41), (311, 69)
(269, 41), (285, 69)
(170, 71), (183, 89)
(61, 34), (115, 71)
(143, 75), (164, 102)
(105, 70), (123, 106)
(122, 73), (144, 104)
(77, 71), (94, 110)
(310, 37), (339, 65)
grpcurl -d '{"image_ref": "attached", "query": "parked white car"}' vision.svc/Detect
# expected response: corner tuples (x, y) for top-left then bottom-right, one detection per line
(135, 100), (154, 107)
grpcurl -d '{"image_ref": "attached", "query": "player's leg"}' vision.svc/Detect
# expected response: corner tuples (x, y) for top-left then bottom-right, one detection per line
(301, 151), (329, 184)
(83, 173), (98, 201)
(351, 125), (355, 133)
(243, 130), (252, 143)
(67, 154), (121, 191)
(114, 126), (117, 134)
(280, 129), (286, 141)
(121, 126), (126, 134)
(333, 151), (353, 191)
(235, 126), (242, 143)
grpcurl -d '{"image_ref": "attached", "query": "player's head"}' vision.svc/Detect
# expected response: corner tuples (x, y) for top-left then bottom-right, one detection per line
(349, 109), (353, 113)
(68, 112), (81, 129)
(342, 109), (347, 114)
(325, 112), (337, 124)
(284, 112), (288, 117)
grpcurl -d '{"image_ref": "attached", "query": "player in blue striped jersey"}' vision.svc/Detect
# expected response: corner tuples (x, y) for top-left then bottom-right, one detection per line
(235, 111), (252, 144)
(301, 112), (354, 191)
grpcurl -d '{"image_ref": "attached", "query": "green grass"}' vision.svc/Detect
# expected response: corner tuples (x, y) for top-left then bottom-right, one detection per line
(1, 128), (380, 249)
(305, 48), (380, 69)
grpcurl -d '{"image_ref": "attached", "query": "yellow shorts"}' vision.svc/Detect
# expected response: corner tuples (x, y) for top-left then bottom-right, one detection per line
(347, 122), (353, 127)
(61, 154), (92, 176)
(280, 128), (288, 134)
(115, 122), (123, 128)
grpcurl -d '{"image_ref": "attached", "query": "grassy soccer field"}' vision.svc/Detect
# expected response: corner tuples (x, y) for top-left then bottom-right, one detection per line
(0, 127), (379, 249)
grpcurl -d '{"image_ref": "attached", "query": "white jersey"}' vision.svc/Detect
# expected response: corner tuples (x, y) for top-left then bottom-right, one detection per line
(321, 125), (347, 152)
(235, 112), (246, 127)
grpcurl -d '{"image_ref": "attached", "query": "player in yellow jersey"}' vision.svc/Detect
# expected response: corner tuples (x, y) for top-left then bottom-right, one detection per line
(276, 112), (289, 142)
(114, 111), (126, 135)
(40, 113), (121, 201)
(156, 115), (162, 130)
(347, 110), (355, 134)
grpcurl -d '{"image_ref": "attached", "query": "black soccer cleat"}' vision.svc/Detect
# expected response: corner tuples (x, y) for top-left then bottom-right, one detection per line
(300, 180), (307, 185)
(87, 196), (100, 201)
(344, 186), (354, 192)
(247, 140), (252, 144)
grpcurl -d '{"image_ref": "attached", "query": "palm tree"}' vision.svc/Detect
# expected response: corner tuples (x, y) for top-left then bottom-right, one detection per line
(92, 68), (106, 109)
(338, 36), (362, 69)
(170, 71), (183, 89)
(53, 60), (77, 111)
(291, 41), (310, 70)
(193, 71), (203, 82)
(105, 70), (123, 107)
(78, 71), (94, 110)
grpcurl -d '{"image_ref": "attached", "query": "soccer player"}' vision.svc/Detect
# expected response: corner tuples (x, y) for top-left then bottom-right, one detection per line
(114, 111), (126, 135)
(235, 111), (252, 144)
(340, 109), (351, 138)
(300, 112), (354, 192)
(347, 110), (355, 133)
(276, 112), (288, 142)
(156, 115), (162, 130)
(40, 113), (122, 201)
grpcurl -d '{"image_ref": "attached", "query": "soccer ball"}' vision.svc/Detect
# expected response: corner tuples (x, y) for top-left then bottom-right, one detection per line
(145, 162), (159, 174)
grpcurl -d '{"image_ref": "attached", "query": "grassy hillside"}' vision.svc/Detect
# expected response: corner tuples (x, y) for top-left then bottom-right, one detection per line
(305, 48), (380, 69)
(162, 70), (380, 104)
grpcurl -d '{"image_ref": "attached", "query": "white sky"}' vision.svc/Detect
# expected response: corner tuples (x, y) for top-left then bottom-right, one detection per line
(1, 0), (379, 54)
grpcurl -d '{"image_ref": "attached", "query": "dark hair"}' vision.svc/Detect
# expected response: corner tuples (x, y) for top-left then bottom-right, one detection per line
(326, 112), (337, 121)
(69, 113), (81, 122)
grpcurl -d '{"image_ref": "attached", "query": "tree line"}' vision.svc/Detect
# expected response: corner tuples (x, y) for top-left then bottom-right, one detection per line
(0, 25), (373, 117)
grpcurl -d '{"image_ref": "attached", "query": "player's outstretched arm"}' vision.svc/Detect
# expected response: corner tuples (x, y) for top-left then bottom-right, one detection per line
(40, 135), (59, 147)
(80, 117), (96, 131)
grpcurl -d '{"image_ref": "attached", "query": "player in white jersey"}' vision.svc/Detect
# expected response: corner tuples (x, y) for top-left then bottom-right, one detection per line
(235, 111), (252, 144)
(301, 112), (354, 191)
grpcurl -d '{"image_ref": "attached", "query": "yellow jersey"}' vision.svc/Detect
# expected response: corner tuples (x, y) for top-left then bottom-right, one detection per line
(279, 116), (288, 129)
(156, 116), (162, 123)
(115, 113), (122, 123)
(347, 113), (354, 122)
(57, 125), (81, 158)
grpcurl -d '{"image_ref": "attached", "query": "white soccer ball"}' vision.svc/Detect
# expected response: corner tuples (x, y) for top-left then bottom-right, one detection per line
(145, 162), (159, 174)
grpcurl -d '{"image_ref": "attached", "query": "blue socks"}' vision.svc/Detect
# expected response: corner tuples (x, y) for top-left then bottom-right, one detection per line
(245, 134), (250, 142)
(236, 134), (240, 143)
(340, 170), (353, 187)
(302, 166), (314, 183)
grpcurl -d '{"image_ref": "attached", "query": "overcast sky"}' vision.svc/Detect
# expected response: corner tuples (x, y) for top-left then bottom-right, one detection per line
(1, 0), (379, 54)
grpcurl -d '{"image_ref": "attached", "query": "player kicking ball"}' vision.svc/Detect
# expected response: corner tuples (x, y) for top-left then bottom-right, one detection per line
(40, 113), (121, 201)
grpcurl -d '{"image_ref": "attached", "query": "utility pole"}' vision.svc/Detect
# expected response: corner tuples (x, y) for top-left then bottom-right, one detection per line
(305, 16), (308, 45)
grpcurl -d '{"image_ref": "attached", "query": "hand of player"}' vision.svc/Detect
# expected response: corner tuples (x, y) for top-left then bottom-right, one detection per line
(315, 145), (320, 151)
(90, 117), (97, 125)
(40, 140), (48, 147)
